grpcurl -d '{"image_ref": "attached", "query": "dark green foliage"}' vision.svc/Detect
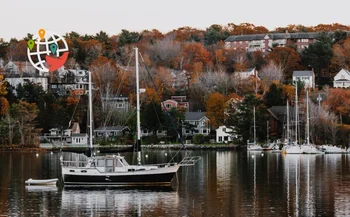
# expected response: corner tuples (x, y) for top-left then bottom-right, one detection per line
(141, 101), (164, 134)
(142, 135), (159, 145)
(265, 83), (285, 107)
(302, 33), (333, 75)
(204, 25), (230, 46)
(119, 30), (142, 46)
(226, 94), (267, 144)
(193, 134), (205, 144)
(333, 30), (348, 44)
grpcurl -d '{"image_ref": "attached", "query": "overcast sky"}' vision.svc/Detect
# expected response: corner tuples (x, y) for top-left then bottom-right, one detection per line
(1, 0), (349, 41)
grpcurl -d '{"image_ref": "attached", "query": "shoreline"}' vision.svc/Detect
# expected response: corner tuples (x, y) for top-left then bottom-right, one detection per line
(0, 144), (243, 152)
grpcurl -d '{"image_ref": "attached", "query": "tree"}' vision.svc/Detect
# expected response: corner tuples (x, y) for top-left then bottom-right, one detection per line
(226, 94), (267, 144)
(264, 82), (285, 107)
(302, 33), (333, 76)
(266, 47), (301, 81)
(203, 24), (230, 46)
(259, 61), (284, 85)
(330, 36), (350, 72)
(118, 29), (142, 46)
(16, 100), (39, 145)
(205, 92), (228, 128)
(147, 38), (182, 68)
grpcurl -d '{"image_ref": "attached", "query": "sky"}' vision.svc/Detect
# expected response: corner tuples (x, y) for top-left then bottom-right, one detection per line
(1, 0), (349, 41)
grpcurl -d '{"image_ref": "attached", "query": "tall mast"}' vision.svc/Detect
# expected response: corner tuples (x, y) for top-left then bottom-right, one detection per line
(254, 106), (256, 145)
(267, 120), (269, 144)
(135, 47), (141, 165)
(306, 89), (310, 146)
(295, 81), (298, 146)
(287, 100), (290, 143)
(88, 70), (93, 151)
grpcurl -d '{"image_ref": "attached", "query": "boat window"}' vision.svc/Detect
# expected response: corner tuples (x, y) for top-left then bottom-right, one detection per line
(97, 159), (105, 167)
(121, 159), (130, 166)
(106, 159), (114, 167)
(116, 160), (124, 167)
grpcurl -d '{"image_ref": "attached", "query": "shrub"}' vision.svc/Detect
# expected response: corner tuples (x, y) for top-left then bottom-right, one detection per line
(193, 134), (205, 144)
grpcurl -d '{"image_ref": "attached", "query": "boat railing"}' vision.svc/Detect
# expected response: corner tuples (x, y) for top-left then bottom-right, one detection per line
(179, 156), (201, 166)
(61, 160), (87, 168)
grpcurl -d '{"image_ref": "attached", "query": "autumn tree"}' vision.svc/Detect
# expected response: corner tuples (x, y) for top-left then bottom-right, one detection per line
(16, 100), (40, 145)
(147, 38), (182, 68)
(266, 47), (301, 81)
(324, 88), (350, 124)
(259, 61), (284, 85)
(183, 43), (211, 86)
(330, 36), (350, 72)
(205, 92), (228, 128)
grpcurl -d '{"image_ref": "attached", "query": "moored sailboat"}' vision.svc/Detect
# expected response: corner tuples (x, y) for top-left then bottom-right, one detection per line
(61, 47), (200, 186)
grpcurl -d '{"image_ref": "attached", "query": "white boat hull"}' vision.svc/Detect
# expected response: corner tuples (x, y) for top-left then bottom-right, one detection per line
(25, 178), (58, 186)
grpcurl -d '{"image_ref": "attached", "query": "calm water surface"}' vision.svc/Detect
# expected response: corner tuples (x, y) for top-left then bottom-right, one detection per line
(1, 150), (350, 216)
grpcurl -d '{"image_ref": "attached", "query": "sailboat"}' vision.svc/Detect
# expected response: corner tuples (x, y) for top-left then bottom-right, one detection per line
(247, 107), (263, 151)
(283, 81), (303, 154)
(301, 90), (321, 154)
(61, 47), (200, 186)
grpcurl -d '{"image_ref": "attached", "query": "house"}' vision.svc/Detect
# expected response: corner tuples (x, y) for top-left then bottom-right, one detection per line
(292, 70), (315, 88)
(182, 112), (210, 136)
(71, 133), (88, 146)
(216, 126), (237, 143)
(3, 61), (37, 75)
(141, 129), (167, 137)
(333, 69), (350, 88)
(233, 68), (259, 80)
(161, 96), (189, 112)
(102, 95), (130, 112)
(5, 74), (48, 93)
(94, 126), (130, 140)
(225, 32), (319, 52)
(267, 106), (296, 139)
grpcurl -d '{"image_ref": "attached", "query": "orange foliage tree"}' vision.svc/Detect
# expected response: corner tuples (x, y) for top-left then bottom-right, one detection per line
(266, 47), (301, 81)
(324, 88), (350, 121)
(205, 92), (228, 128)
(331, 36), (350, 72)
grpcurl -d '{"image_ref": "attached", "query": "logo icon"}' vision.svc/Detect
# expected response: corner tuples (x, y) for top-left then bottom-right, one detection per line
(27, 29), (69, 72)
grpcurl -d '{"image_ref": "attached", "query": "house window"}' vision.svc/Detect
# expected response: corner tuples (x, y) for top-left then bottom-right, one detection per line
(194, 121), (199, 125)
(186, 130), (190, 134)
(224, 136), (228, 141)
(166, 104), (171, 108)
(223, 128), (226, 132)
(219, 136), (222, 142)
(301, 39), (308, 42)
(203, 129), (207, 134)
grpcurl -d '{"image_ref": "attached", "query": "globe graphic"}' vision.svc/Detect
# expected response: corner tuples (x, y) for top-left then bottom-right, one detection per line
(27, 30), (69, 72)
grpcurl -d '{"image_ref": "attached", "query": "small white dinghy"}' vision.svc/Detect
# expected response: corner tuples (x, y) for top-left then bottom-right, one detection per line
(25, 178), (58, 186)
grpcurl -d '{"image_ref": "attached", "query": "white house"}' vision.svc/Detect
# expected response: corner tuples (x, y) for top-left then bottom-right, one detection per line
(234, 68), (259, 80)
(333, 69), (350, 88)
(292, 70), (315, 88)
(216, 125), (237, 143)
(182, 112), (210, 136)
(5, 76), (48, 93)
(71, 134), (88, 146)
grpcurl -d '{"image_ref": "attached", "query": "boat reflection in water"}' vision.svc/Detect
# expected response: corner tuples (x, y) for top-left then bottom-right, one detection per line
(61, 188), (180, 216)
(25, 185), (58, 192)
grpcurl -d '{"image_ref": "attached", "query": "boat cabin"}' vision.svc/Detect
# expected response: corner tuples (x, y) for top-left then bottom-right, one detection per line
(87, 156), (130, 172)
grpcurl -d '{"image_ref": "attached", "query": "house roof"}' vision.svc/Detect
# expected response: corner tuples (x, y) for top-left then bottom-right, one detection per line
(293, 71), (313, 77)
(225, 32), (320, 42)
(334, 79), (350, 82)
(185, 112), (207, 121)
(72, 133), (87, 137)
(94, 126), (129, 131)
